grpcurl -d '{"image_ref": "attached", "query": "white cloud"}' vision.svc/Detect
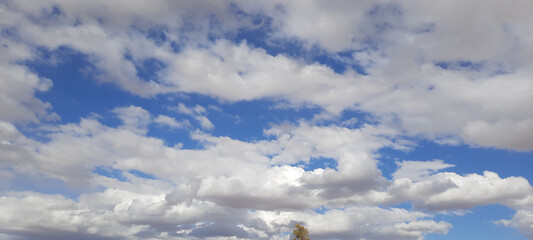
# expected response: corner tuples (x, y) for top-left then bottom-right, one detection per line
(256, 0), (533, 151)
(256, 1), (374, 52)
(163, 40), (378, 115)
(0, 191), (146, 240)
(496, 209), (533, 239)
(387, 168), (533, 212)
(0, 109), (442, 239)
(1, 105), (532, 239)
(2, 0), (532, 150)
(112, 106), (152, 133)
(254, 206), (450, 240)
(153, 114), (190, 129)
(0, 120), (40, 170)
(0, 34), (58, 123)
(172, 103), (214, 130)
(393, 160), (454, 182)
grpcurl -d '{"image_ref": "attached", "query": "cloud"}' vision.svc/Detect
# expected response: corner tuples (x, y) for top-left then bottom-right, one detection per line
(254, 206), (451, 240)
(1, 1), (533, 239)
(387, 166), (533, 211)
(0, 109), (443, 239)
(496, 209), (533, 239)
(1, 105), (532, 239)
(256, 0), (533, 151)
(172, 103), (214, 130)
(393, 160), (454, 182)
(112, 106), (151, 133)
(2, 0), (532, 151)
(0, 37), (58, 123)
(153, 115), (190, 129)
(462, 119), (533, 151)
(0, 192), (138, 240)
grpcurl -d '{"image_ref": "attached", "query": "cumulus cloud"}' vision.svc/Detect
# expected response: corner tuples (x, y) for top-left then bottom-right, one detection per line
(1, 104), (532, 239)
(0, 32), (58, 123)
(462, 119), (533, 151)
(112, 106), (152, 133)
(2, 0), (532, 150)
(0, 192), (142, 240)
(387, 163), (533, 212)
(496, 209), (533, 239)
(0, 108), (441, 239)
(253, 206), (451, 240)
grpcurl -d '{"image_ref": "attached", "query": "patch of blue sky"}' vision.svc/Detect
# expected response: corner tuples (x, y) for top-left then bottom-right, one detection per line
(44, 4), (62, 17)
(337, 109), (377, 128)
(436, 60), (515, 77)
(378, 139), (533, 182)
(218, 6), (371, 75)
(237, 24), (369, 75)
(228, 2), (271, 28)
(21, 47), (189, 146)
(128, 169), (157, 180)
(303, 157), (338, 172)
(435, 60), (485, 71)
(313, 205), (329, 214)
(1, 25), (20, 42)
(126, 21), (183, 53)
(146, 122), (192, 148)
(209, 99), (321, 142)
(145, 26), (169, 47)
(427, 204), (527, 240)
(387, 202), (412, 210)
(228, 8), (323, 62)
(25, 47), (139, 125)
(313, 52), (367, 75)
(367, 2), (404, 30)
(368, 1), (404, 17)
(356, 3), (406, 53)
(93, 166), (127, 182)
(236, 24), (314, 60)
(132, 57), (166, 83)
(24, 4), (64, 24)
(415, 22), (436, 34)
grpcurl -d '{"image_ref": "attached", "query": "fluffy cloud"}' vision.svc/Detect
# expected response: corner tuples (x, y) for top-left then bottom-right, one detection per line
(0, 190), (451, 240)
(0, 107), (447, 239)
(462, 119), (533, 151)
(254, 206), (451, 240)
(497, 209), (533, 239)
(0, 192), (144, 240)
(0, 25), (58, 123)
(2, 0), (532, 150)
(382, 161), (533, 212)
(2, 106), (531, 239)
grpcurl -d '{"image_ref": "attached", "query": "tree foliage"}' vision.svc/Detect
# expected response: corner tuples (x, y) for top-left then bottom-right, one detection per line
(291, 223), (310, 240)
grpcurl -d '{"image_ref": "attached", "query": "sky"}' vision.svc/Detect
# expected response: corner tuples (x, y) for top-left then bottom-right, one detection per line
(0, 0), (532, 240)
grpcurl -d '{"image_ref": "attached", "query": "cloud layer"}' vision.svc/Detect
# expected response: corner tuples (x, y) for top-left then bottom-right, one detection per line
(0, 0), (532, 239)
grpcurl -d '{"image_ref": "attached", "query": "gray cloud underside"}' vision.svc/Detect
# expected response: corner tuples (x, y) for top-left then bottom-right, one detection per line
(1, 112), (532, 239)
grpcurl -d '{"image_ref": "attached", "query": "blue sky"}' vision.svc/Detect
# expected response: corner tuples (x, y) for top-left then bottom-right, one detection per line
(1, 1), (532, 240)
